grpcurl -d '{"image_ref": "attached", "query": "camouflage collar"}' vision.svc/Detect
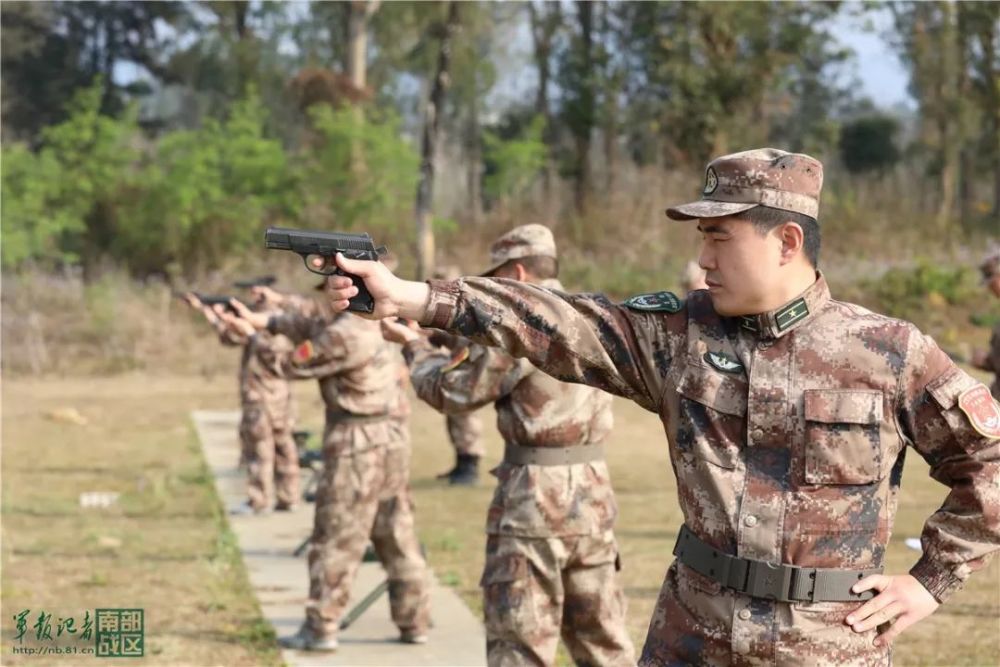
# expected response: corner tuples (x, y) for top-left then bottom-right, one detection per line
(738, 273), (829, 340)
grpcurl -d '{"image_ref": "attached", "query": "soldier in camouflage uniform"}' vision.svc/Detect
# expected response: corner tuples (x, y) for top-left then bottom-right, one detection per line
(223, 293), (431, 652)
(972, 249), (1000, 400)
(381, 225), (635, 666)
(184, 292), (300, 514)
(324, 148), (1000, 666)
(429, 266), (486, 485)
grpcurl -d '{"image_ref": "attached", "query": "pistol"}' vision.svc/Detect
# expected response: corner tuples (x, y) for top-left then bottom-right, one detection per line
(233, 275), (277, 289)
(176, 291), (248, 314)
(264, 227), (387, 314)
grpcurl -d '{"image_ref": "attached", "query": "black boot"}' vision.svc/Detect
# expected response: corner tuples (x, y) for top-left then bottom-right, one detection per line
(448, 454), (479, 486)
(436, 455), (459, 479)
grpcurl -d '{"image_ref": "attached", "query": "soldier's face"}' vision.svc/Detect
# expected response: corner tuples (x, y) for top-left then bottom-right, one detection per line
(696, 216), (785, 316)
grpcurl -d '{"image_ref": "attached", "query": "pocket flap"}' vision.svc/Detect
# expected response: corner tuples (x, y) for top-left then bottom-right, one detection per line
(677, 361), (748, 417)
(479, 554), (528, 586)
(804, 389), (883, 425)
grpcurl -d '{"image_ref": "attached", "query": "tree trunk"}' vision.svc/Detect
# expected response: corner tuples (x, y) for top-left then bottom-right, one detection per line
(528, 1), (560, 219)
(346, 1), (379, 174)
(415, 2), (460, 279)
(572, 0), (594, 215)
(466, 94), (483, 225)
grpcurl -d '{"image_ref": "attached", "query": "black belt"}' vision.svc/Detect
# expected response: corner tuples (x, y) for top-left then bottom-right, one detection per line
(325, 410), (390, 424)
(672, 524), (881, 603)
(503, 443), (604, 466)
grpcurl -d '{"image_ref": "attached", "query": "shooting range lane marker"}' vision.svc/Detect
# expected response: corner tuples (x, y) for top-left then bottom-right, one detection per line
(191, 410), (486, 666)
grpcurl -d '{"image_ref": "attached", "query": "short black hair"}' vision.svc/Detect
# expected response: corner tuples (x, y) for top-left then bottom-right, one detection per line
(737, 205), (821, 268)
(490, 255), (559, 279)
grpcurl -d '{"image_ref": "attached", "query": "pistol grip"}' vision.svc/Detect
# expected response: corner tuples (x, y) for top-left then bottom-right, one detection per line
(335, 267), (375, 314)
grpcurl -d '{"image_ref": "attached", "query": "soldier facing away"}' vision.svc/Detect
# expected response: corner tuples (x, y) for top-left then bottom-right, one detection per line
(382, 225), (635, 666)
(183, 291), (300, 515)
(322, 148), (1000, 665)
(222, 291), (431, 652)
(429, 265), (486, 485)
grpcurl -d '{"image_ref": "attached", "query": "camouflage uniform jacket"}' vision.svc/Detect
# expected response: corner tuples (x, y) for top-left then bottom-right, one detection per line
(217, 314), (294, 408)
(408, 279), (617, 538)
(268, 307), (409, 453)
(420, 273), (1000, 655)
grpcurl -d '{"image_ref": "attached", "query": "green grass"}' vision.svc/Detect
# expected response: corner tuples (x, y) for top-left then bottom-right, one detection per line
(1, 376), (281, 666)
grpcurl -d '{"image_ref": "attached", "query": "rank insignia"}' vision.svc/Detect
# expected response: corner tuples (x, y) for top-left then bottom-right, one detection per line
(775, 298), (809, 332)
(624, 291), (683, 313)
(441, 346), (470, 373)
(957, 384), (1000, 439)
(705, 351), (743, 374)
(294, 340), (314, 364)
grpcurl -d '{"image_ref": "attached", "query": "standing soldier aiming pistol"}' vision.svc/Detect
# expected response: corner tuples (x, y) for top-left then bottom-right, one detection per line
(181, 287), (300, 515)
(381, 225), (635, 666)
(320, 148), (1000, 666)
(221, 270), (431, 653)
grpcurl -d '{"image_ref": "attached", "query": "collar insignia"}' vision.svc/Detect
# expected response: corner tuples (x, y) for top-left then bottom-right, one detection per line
(775, 298), (809, 332)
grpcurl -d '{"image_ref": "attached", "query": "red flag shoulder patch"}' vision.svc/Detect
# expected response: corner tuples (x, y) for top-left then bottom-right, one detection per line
(294, 340), (314, 364)
(957, 384), (1000, 439)
(441, 346), (470, 373)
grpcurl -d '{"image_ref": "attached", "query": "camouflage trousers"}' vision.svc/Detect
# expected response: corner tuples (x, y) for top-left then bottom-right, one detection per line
(638, 562), (889, 667)
(481, 531), (635, 666)
(239, 400), (300, 510)
(447, 411), (485, 457)
(305, 421), (430, 639)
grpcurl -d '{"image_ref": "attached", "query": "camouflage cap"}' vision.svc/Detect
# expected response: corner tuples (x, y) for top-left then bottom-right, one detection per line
(980, 248), (1000, 282)
(481, 224), (557, 276)
(666, 148), (823, 221)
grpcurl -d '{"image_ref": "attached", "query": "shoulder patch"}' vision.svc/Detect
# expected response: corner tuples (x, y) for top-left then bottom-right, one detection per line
(293, 340), (314, 365)
(957, 384), (1000, 439)
(704, 351), (743, 374)
(624, 291), (683, 313)
(441, 346), (470, 373)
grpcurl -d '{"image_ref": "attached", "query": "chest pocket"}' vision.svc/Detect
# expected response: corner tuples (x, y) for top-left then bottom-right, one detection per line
(675, 361), (747, 469)
(803, 389), (883, 485)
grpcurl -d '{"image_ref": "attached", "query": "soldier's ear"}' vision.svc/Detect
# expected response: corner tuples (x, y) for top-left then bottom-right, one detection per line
(778, 222), (805, 265)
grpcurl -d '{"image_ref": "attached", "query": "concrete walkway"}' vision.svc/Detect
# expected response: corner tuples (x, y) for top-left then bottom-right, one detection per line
(192, 410), (487, 667)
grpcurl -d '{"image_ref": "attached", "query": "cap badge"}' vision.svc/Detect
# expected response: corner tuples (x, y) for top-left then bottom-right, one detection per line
(703, 167), (719, 195)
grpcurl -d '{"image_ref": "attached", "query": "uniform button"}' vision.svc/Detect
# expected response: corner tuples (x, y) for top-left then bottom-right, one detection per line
(738, 609), (752, 621)
(744, 515), (758, 527)
(757, 341), (771, 351)
(750, 428), (764, 441)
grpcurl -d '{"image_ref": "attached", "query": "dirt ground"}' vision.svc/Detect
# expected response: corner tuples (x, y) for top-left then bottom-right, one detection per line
(2, 371), (998, 666)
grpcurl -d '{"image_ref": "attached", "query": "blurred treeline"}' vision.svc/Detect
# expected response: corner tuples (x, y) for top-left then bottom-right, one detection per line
(2, 0), (998, 282)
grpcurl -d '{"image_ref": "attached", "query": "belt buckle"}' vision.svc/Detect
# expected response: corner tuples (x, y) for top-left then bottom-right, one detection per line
(743, 561), (794, 601)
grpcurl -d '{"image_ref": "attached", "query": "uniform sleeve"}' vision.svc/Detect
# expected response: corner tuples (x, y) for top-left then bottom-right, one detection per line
(217, 326), (247, 347)
(896, 328), (1000, 603)
(403, 338), (533, 414)
(420, 278), (679, 412)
